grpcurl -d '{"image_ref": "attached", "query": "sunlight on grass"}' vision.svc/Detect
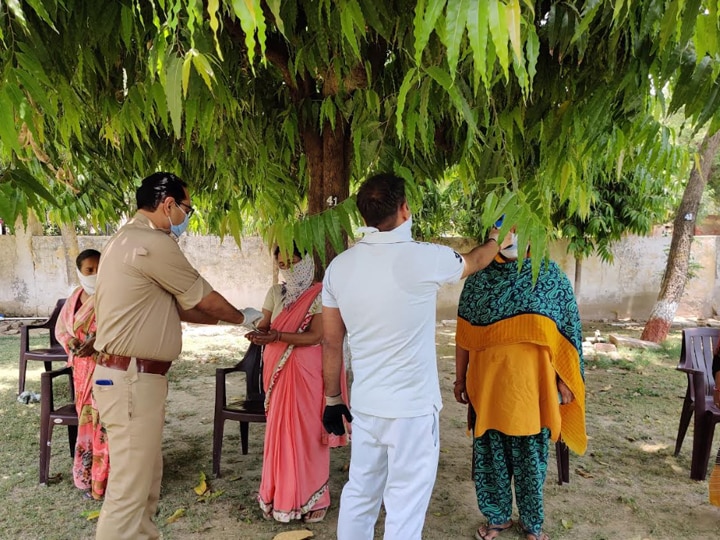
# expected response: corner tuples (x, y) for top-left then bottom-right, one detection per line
(640, 442), (670, 453)
(0, 325), (718, 539)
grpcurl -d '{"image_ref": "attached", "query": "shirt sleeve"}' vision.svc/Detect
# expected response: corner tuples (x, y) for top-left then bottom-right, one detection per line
(262, 285), (276, 312)
(322, 265), (339, 308)
(432, 244), (465, 285)
(137, 236), (213, 310)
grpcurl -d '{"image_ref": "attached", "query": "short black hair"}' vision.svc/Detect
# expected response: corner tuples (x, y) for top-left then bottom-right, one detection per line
(356, 173), (406, 229)
(76, 249), (100, 270)
(273, 243), (303, 260)
(136, 172), (187, 211)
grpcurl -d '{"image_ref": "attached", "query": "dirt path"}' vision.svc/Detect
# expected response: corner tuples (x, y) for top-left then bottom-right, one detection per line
(151, 323), (720, 540)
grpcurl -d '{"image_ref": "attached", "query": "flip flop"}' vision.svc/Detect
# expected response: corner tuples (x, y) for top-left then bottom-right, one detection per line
(475, 520), (514, 540)
(302, 508), (327, 523)
(520, 524), (550, 540)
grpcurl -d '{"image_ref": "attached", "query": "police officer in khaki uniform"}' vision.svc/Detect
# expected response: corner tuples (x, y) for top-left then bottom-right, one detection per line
(92, 172), (262, 540)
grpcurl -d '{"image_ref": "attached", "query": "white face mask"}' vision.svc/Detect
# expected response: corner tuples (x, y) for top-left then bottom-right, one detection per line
(76, 269), (97, 295)
(500, 233), (519, 260)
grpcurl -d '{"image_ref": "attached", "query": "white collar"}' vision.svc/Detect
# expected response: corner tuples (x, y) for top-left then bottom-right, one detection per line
(357, 218), (413, 244)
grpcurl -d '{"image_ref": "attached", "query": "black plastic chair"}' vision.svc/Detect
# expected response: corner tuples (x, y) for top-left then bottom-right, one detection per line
(555, 439), (570, 485)
(674, 328), (720, 461)
(688, 350), (720, 480)
(19, 299), (68, 394)
(39, 366), (78, 485)
(212, 344), (266, 477)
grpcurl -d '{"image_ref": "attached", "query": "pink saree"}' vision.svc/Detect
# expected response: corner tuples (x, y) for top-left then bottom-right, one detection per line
(55, 287), (109, 499)
(258, 282), (348, 522)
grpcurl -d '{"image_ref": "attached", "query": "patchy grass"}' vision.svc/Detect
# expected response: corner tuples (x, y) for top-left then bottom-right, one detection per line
(0, 324), (718, 540)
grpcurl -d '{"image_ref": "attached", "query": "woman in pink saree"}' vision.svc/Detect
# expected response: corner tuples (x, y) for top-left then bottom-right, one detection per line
(55, 249), (109, 500)
(247, 245), (348, 523)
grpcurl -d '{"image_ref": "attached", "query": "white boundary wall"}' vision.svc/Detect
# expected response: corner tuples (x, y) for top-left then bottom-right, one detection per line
(1, 230), (719, 320)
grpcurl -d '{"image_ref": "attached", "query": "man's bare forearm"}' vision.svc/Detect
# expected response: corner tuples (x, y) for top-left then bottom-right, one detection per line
(193, 291), (244, 324)
(461, 238), (499, 278)
(323, 341), (343, 397)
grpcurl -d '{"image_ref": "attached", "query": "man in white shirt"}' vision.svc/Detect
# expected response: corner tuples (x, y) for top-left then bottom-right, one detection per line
(322, 173), (500, 540)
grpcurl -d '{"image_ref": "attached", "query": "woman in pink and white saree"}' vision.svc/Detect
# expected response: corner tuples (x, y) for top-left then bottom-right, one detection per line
(247, 250), (348, 523)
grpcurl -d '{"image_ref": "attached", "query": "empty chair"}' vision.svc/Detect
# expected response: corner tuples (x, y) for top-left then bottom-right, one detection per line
(19, 299), (68, 395)
(674, 328), (720, 459)
(212, 343), (266, 478)
(39, 366), (78, 485)
(688, 346), (720, 480)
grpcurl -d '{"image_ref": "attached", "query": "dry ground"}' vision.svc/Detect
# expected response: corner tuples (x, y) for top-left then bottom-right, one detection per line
(1, 322), (719, 540)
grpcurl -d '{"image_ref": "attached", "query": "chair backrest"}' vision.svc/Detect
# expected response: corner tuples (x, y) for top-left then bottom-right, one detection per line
(40, 366), (75, 416)
(682, 328), (720, 399)
(47, 299), (67, 348)
(236, 343), (265, 403)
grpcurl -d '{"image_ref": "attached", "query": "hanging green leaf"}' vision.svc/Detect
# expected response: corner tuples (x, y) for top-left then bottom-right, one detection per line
(165, 54), (184, 138)
(414, 0), (446, 65)
(443, 0), (468, 78)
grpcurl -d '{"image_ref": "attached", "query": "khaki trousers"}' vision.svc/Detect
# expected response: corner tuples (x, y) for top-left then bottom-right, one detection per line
(93, 359), (168, 540)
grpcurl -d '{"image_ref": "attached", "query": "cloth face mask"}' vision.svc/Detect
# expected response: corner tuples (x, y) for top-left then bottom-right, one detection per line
(76, 269), (97, 295)
(280, 255), (315, 307)
(500, 233), (519, 260)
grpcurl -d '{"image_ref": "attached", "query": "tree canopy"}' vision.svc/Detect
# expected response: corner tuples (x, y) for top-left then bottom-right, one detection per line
(0, 1), (718, 263)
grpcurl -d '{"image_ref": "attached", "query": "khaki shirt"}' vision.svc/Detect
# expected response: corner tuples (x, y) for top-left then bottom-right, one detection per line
(94, 212), (213, 361)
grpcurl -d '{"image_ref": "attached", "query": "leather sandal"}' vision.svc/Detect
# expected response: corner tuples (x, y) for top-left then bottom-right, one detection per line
(475, 520), (513, 540)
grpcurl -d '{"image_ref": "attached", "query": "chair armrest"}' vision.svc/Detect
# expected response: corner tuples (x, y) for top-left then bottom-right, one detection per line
(217, 363), (245, 375)
(43, 366), (73, 379)
(26, 319), (53, 331)
(24, 323), (50, 331)
(677, 365), (695, 374)
(20, 323), (53, 351)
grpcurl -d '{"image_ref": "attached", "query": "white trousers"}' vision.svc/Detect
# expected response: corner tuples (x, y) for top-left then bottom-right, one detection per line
(337, 409), (440, 540)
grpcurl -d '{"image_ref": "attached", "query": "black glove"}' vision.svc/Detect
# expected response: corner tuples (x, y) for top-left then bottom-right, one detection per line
(323, 404), (352, 436)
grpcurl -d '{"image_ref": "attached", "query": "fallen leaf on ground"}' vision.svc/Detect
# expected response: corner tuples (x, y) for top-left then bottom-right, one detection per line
(272, 530), (314, 540)
(194, 471), (208, 495)
(575, 467), (594, 478)
(197, 489), (224, 503)
(82, 510), (100, 521)
(561, 518), (573, 529)
(166, 508), (186, 524)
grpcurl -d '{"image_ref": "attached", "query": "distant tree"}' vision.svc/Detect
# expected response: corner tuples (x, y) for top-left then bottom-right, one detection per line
(553, 163), (682, 295)
(641, 130), (720, 342)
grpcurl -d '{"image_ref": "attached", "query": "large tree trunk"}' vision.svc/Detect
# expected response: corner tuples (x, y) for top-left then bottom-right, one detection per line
(59, 222), (80, 287)
(303, 111), (351, 279)
(641, 130), (720, 342)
